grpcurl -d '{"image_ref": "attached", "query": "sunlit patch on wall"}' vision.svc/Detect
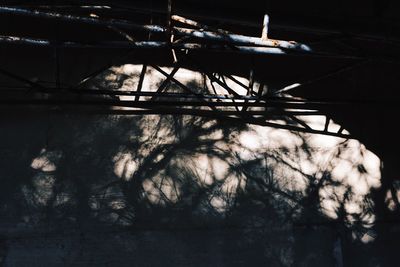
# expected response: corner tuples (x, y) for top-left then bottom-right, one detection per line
(113, 151), (138, 181)
(385, 180), (400, 211)
(30, 149), (62, 172)
(23, 149), (63, 208)
(142, 175), (180, 205)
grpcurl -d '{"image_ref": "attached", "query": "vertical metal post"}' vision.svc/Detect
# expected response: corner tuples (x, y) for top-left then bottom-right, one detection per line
(167, 0), (177, 62)
(248, 69), (254, 96)
(261, 14), (269, 40)
(135, 64), (147, 101)
(167, 0), (172, 37)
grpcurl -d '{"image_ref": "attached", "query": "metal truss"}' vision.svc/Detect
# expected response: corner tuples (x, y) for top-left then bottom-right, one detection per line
(0, 4), (357, 139)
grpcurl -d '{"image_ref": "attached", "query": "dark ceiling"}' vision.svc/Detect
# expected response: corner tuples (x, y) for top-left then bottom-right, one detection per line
(0, 1), (399, 157)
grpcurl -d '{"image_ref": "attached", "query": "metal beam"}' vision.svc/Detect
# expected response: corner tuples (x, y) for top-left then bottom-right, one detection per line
(135, 64), (147, 101)
(0, 6), (166, 33)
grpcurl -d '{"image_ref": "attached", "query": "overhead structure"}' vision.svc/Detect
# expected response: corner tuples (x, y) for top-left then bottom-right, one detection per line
(0, 3), (374, 139)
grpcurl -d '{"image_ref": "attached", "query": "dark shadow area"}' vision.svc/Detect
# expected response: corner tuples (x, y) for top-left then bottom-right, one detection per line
(0, 65), (386, 266)
(0, 2), (400, 266)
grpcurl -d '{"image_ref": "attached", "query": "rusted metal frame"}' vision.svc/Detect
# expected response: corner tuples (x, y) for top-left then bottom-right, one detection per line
(69, 88), (258, 100)
(241, 69), (255, 112)
(9, 87), (272, 101)
(74, 24), (137, 90)
(0, 98), (334, 109)
(104, 25), (230, 110)
(208, 80), (220, 99)
(150, 65), (218, 111)
(152, 65), (180, 97)
(102, 108), (322, 117)
(337, 126), (345, 134)
(75, 62), (119, 89)
(324, 117), (331, 131)
(0, 35), (163, 49)
(73, 49), (137, 89)
(223, 74), (253, 94)
(4, 4), (303, 52)
(206, 73), (247, 112)
(0, 101), (324, 126)
(202, 73), (209, 94)
(150, 65), (193, 95)
(0, 35), (287, 56)
(172, 35), (191, 44)
(217, 74), (242, 112)
(171, 15), (232, 35)
(2, 84), (267, 101)
(178, 53), (255, 116)
(65, 6), (139, 90)
(0, 101), (350, 139)
(173, 26), (311, 52)
(0, 99), (253, 108)
(30, 3), (392, 47)
(210, 72), (243, 112)
(248, 70), (255, 96)
(0, 7), (308, 53)
(287, 115), (312, 130)
(135, 64), (147, 101)
(230, 46), (285, 55)
(257, 82), (265, 97)
(0, 98), (326, 122)
(167, 0), (172, 36)
(170, 10), (397, 46)
(17, 5), (112, 10)
(219, 74), (228, 87)
(4, 80), (381, 108)
(184, 58), (240, 97)
(148, 10), (154, 41)
(0, 35), (51, 46)
(0, 67), (48, 92)
(108, 25), (135, 42)
(247, 117), (351, 139)
(1, 35), (363, 59)
(261, 14), (269, 41)
(5, 86), (312, 103)
(83, 108), (323, 117)
(0, 6), (166, 33)
(273, 59), (370, 95)
(167, 0), (178, 62)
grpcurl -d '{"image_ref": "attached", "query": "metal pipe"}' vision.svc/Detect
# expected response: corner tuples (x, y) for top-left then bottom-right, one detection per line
(261, 14), (269, 40)
(172, 15), (231, 34)
(0, 6), (166, 33)
(0, 35), (286, 54)
(173, 26), (312, 51)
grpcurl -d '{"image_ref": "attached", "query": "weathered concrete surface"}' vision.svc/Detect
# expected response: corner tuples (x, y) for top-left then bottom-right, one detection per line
(0, 108), (392, 266)
(0, 55), (399, 266)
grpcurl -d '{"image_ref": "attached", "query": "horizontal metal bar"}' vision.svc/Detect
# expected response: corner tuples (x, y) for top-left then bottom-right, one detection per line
(0, 35), (287, 55)
(2, 84), (395, 106)
(173, 27), (311, 52)
(0, 100), (351, 138)
(1, 35), (358, 58)
(253, 120), (351, 139)
(0, 6), (166, 33)
(65, 88), (260, 100)
(0, 97), (368, 110)
(172, 15), (231, 35)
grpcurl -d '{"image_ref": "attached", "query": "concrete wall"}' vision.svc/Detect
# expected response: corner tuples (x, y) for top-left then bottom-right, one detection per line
(0, 64), (393, 266)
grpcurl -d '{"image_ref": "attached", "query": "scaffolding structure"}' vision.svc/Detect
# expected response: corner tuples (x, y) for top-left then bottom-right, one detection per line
(0, 3), (369, 139)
